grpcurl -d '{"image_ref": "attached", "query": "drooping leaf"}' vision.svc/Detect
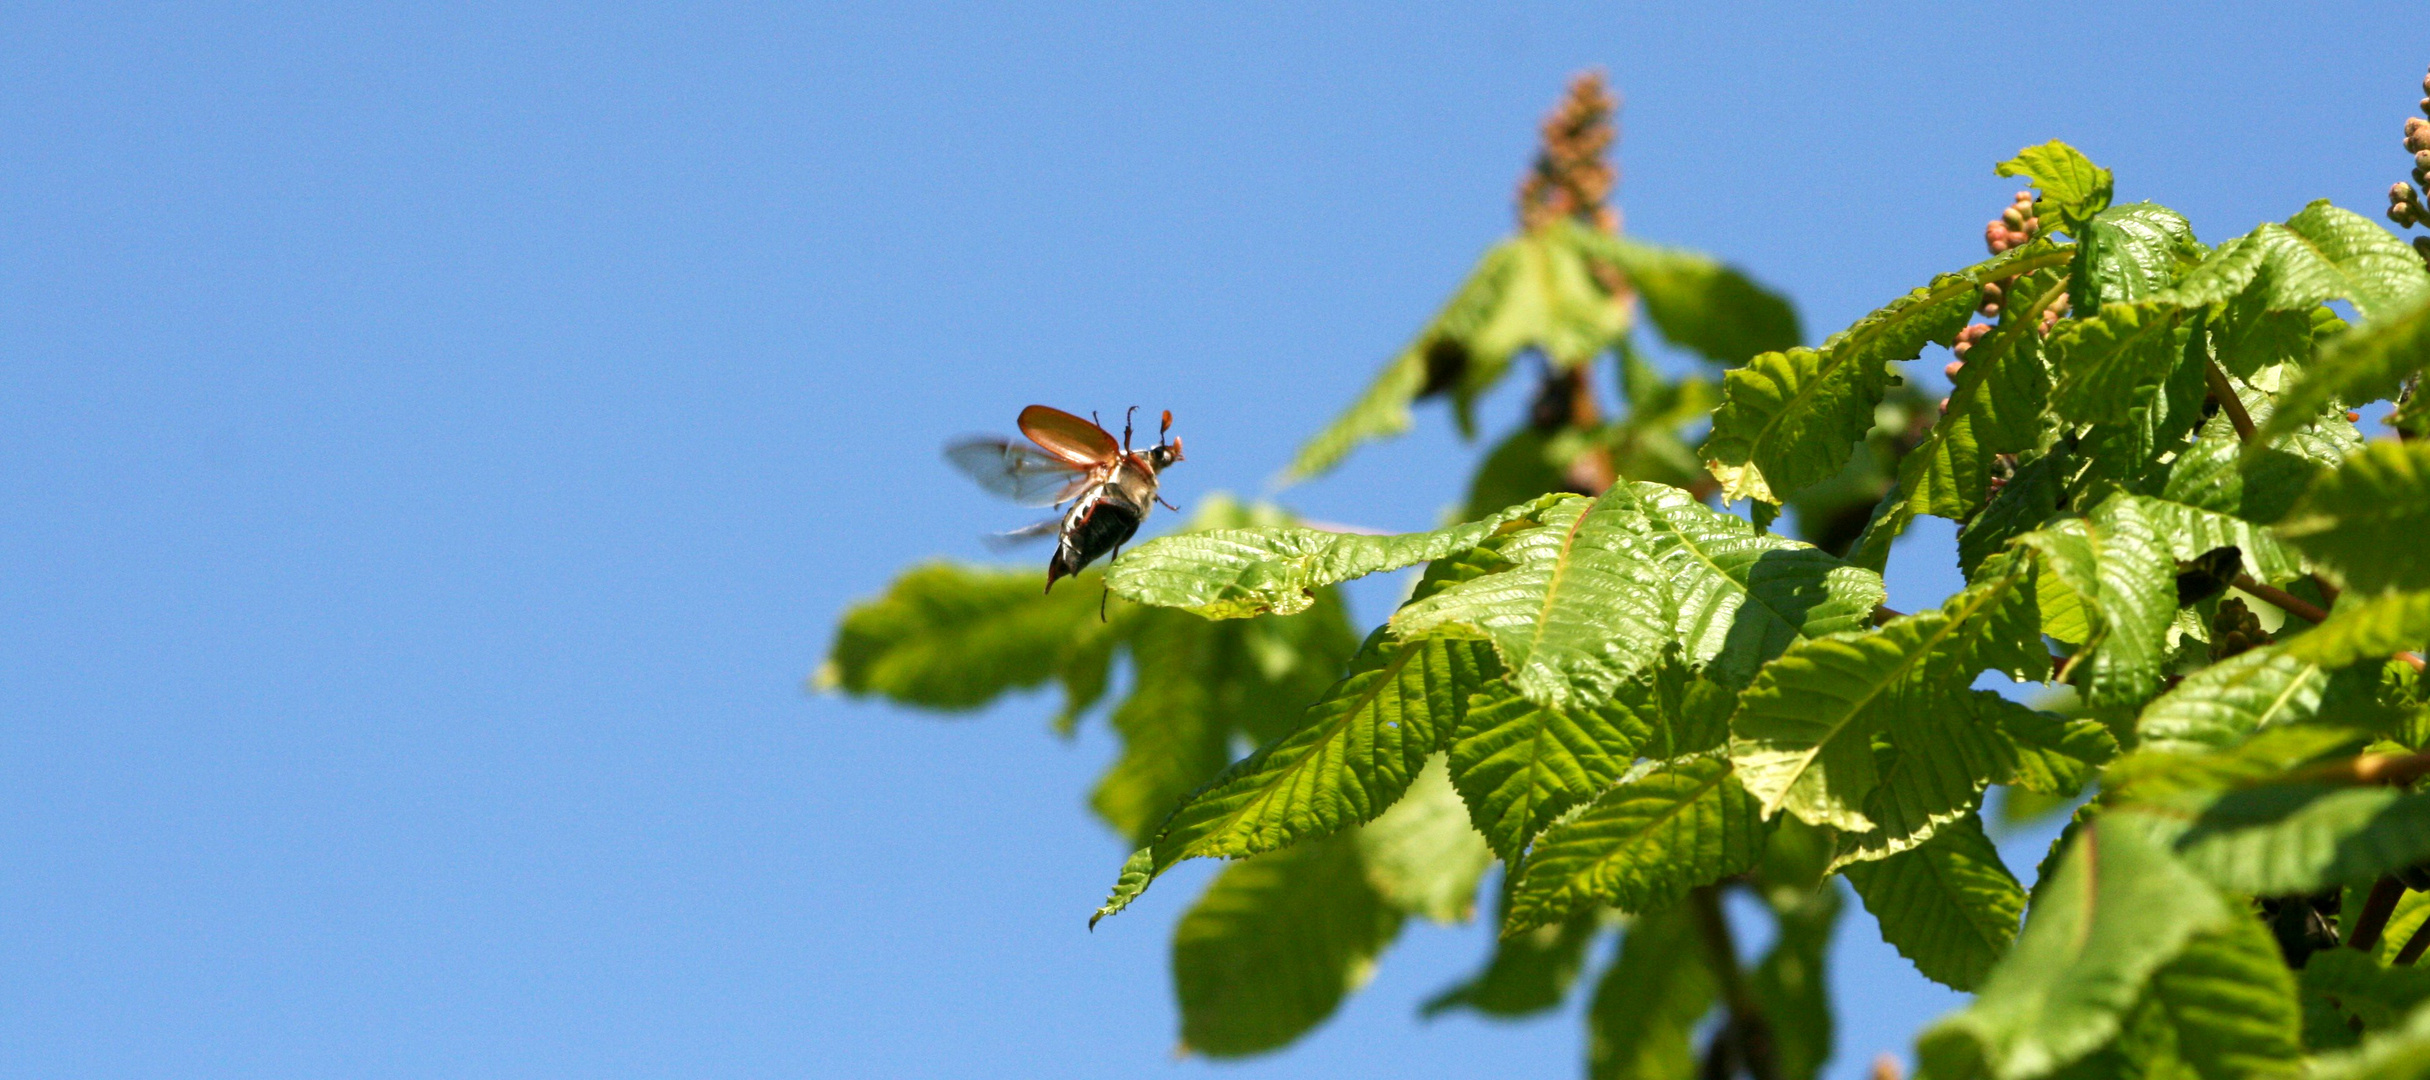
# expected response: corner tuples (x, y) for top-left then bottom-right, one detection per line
(2133, 645), (2328, 754)
(1751, 882), (1843, 1080)
(1422, 894), (1599, 1019)
(1832, 694), (2117, 868)
(1606, 481), (1886, 687)
(1569, 224), (1802, 365)
(1916, 816), (2233, 1080)
(1587, 904), (1717, 1080)
(1503, 753), (1771, 933)
(1393, 489), (1673, 710)
(1730, 555), (2044, 831)
(2016, 495), (2176, 707)
(1446, 680), (1651, 862)
(2071, 202), (2204, 310)
(1170, 833), (1403, 1058)
(2275, 441), (2430, 595)
(1701, 242), (2073, 504)
(1109, 492), (1577, 618)
(2163, 201), (2430, 321)
(1357, 754), (1496, 924)
(1844, 813), (2026, 992)
(2265, 290), (2430, 442)
(2118, 782), (2430, 895)
(2046, 301), (2190, 425)
(2135, 914), (2304, 1080)
(1997, 141), (2114, 235)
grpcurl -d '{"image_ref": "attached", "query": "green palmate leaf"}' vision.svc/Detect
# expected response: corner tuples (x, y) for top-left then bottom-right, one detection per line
(1607, 481), (1886, 687)
(2062, 322), (2214, 508)
(2118, 782), (2430, 895)
(1093, 598), (1358, 842)
(2163, 201), (2430, 321)
(2125, 497), (2305, 587)
(1393, 490), (1672, 710)
(2133, 645), (2328, 754)
(1997, 141), (2114, 235)
(1446, 680), (1651, 862)
(2071, 202), (2204, 310)
(2127, 914), (2304, 1080)
(1730, 554), (2044, 831)
(2046, 301), (2190, 424)
(1170, 833), (1403, 1058)
(2307, 998), (2430, 1080)
(2016, 495), (2175, 707)
(2101, 725), (2369, 804)
(2302, 949), (2430, 1035)
(1284, 224), (1636, 481)
(1503, 753), (1771, 933)
(2282, 589), (2430, 669)
(1109, 492), (1576, 618)
(2159, 417), (2323, 528)
(1844, 813), (2026, 992)
(2268, 291), (2430, 443)
(2276, 441), (2430, 595)
(1752, 882), (1842, 1080)
(1357, 754), (1495, 924)
(1568, 224), (1802, 365)
(1701, 241), (2073, 504)
(821, 561), (1112, 710)
(1917, 816), (2232, 1080)
(1831, 694), (2116, 868)
(1422, 895), (1600, 1019)
(1587, 904), (1717, 1080)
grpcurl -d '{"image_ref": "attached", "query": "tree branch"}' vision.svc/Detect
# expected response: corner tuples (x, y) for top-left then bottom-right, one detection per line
(2348, 875), (2409, 953)
(2233, 574), (2329, 625)
(2204, 358), (2259, 443)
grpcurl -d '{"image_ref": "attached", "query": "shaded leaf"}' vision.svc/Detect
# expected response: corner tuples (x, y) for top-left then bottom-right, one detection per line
(2120, 783), (2430, 894)
(2133, 645), (2328, 754)
(2302, 948), (2430, 1035)
(2276, 441), (2430, 595)
(2047, 301), (2190, 424)
(2268, 291), (2430, 443)
(1422, 895), (1599, 1019)
(2282, 589), (2430, 670)
(2017, 495), (2176, 707)
(1171, 834), (1403, 1058)
(1571, 225), (1802, 365)
(1447, 680), (1651, 862)
(1358, 754), (1495, 924)
(1587, 904), (1717, 1080)
(1845, 813), (2025, 992)
(1504, 753), (1771, 933)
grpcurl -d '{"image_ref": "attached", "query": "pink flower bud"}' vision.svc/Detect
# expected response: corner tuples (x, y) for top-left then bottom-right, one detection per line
(2001, 206), (2026, 229)
(2024, 217), (2040, 234)
(1945, 360), (1965, 380)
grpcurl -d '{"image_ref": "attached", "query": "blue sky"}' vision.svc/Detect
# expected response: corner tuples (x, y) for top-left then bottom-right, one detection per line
(3, 3), (2424, 1077)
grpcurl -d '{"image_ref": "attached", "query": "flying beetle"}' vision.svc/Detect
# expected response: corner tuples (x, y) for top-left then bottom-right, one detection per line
(946, 405), (1184, 597)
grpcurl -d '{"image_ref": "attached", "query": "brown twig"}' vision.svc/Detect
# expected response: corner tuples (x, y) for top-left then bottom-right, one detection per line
(2397, 915), (2430, 965)
(2204, 359), (2259, 443)
(2294, 751), (2430, 788)
(2349, 876), (2409, 953)
(2233, 574), (2330, 625)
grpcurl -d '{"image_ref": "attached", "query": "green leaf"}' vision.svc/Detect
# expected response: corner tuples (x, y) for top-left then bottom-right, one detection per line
(2047, 301), (2190, 424)
(2017, 495), (2176, 707)
(1959, 452), (2066, 581)
(2302, 949), (2430, 1034)
(1142, 630), (1492, 865)
(1284, 224), (1645, 481)
(1997, 141), (2114, 234)
(2307, 998), (2430, 1080)
(2133, 645), (2328, 754)
(1845, 813), (2026, 992)
(1108, 492), (1578, 618)
(2163, 201), (2430, 321)
(2135, 914), (2304, 1080)
(1569, 224), (1802, 365)
(1587, 904), (1717, 1080)
(1917, 815), (2233, 1080)
(1393, 489), (1673, 710)
(1357, 754), (1495, 924)
(2282, 590), (2430, 670)
(1503, 753), (1771, 933)
(1092, 598), (1359, 842)
(1422, 896), (1599, 1019)
(2101, 725), (2369, 804)
(1752, 882), (1843, 1080)
(1607, 481), (1887, 687)
(2276, 442), (2430, 595)
(821, 561), (1109, 710)
(1701, 242), (2074, 504)
(2072, 202), (2204, 310)
(1461, 426), (1576, 523)
(2125, 495), (2306, 589)
(1831, 692), (2099, 868)
(1877, 279), (2068, 538)
(2120, 783), (2430, 894)
(1446, 680), (1651, 862)
(2159, 418), (2323, 531)
(1170, 833), (1403, 1058)
(1730, 555), (2044, 830)
(2267, 292), (2430, 443)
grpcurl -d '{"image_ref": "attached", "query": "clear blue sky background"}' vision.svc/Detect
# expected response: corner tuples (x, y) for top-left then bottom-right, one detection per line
(4, 3), (2425, 1077)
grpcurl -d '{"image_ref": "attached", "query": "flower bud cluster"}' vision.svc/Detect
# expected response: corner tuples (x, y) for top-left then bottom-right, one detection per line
(1983, 191), (2038, 255)
(1518, 72), (1621, 234)
(2389, 68), (2430, 269)
(2209, 597), (2270, 661)
(1942, 192), (2069, 414)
